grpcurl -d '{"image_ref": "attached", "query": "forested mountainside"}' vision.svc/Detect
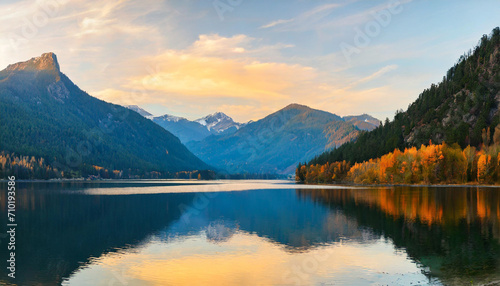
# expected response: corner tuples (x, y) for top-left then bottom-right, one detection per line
(310, 27), (500, 166)
(0, 53), (208, 179)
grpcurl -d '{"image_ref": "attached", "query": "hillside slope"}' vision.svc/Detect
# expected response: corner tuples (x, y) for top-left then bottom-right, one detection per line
(343, 114), (380, 131)
(153, 114), (212, 143)
(310, 27), (500, 166)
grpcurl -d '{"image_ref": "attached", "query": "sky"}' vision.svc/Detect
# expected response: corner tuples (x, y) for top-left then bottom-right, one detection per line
(1, 0), (499, 123)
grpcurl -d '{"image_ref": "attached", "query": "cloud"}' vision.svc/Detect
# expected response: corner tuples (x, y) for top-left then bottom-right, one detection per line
(321, 0), (412, 30)
(87, 33), (408, 122)
(260, 0), (414, 36)
(260, 3), (342, 31)
(0, 0), (428, 123)
(260, 19), (293, 29)
(189, 34), (252, 57)
(349, 64), (398, 87)
(122, 34), (317, 101)
(92, 88), (137, 105)
(0, 0), (166, 80)
(129, 54), (314, 100)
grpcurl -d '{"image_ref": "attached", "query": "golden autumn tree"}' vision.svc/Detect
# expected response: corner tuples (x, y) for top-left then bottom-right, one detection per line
(477, 153), (492, 183)
(442, 143), (467, 183)
(463, 146), (478, 182)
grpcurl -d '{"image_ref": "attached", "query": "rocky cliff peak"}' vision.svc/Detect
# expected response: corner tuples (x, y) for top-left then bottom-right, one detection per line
(5, 52), (60, 73)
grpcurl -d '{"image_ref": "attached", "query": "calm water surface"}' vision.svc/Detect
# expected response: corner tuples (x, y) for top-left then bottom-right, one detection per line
(1, 180), (500, 285)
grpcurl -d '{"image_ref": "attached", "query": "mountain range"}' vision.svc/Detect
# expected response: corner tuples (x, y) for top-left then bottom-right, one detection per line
(152, 112), (244, 143)
(129, 106), (381, 148)
(126, 104), (380, 174)
(124, 106), (246, 144)
(186, 104), (380, 174)
(0, 53), (208, 178)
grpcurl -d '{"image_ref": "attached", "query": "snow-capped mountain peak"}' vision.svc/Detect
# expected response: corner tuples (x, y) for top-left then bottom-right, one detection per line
(156, 114), (187, 123)
(195, 112), (241, 134)
(125, 105), (153, 120)
(127, 106), (245, 142)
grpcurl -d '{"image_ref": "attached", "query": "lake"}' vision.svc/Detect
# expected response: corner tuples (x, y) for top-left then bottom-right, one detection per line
(1, 180), (500, 285)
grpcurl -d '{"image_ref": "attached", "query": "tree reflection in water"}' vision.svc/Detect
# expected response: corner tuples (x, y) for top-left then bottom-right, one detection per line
(297, 186), (500, 283)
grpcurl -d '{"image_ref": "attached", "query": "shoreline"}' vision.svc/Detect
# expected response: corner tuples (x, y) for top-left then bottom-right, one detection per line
(0, 178), (291, 183)
(296, 181), (500, 188)
(0, 178), (204, 183)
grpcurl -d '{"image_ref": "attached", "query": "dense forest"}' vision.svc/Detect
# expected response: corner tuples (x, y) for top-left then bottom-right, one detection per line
(309, 27), (500, 166)
(298, 27), (500, 185)
(0, 152), (216, 180)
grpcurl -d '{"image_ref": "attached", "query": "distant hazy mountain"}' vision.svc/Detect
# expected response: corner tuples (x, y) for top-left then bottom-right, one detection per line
(195, 112), (244, 135)
(343, 114), (381, 131)
(124, 105), (218, 144)
(186, 104), (370, 174)
(0, 53), (208, 177)
(125, 105), (153, 119)
(153, 114), (212, 143)
(126, 109), (245, 144)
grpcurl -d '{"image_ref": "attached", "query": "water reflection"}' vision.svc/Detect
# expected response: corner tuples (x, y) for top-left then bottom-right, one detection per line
(0, 182), (499, 285)
(298, 186), (500, 284)
(0, 182), (195, 286)
(66, 232), (430, 286)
